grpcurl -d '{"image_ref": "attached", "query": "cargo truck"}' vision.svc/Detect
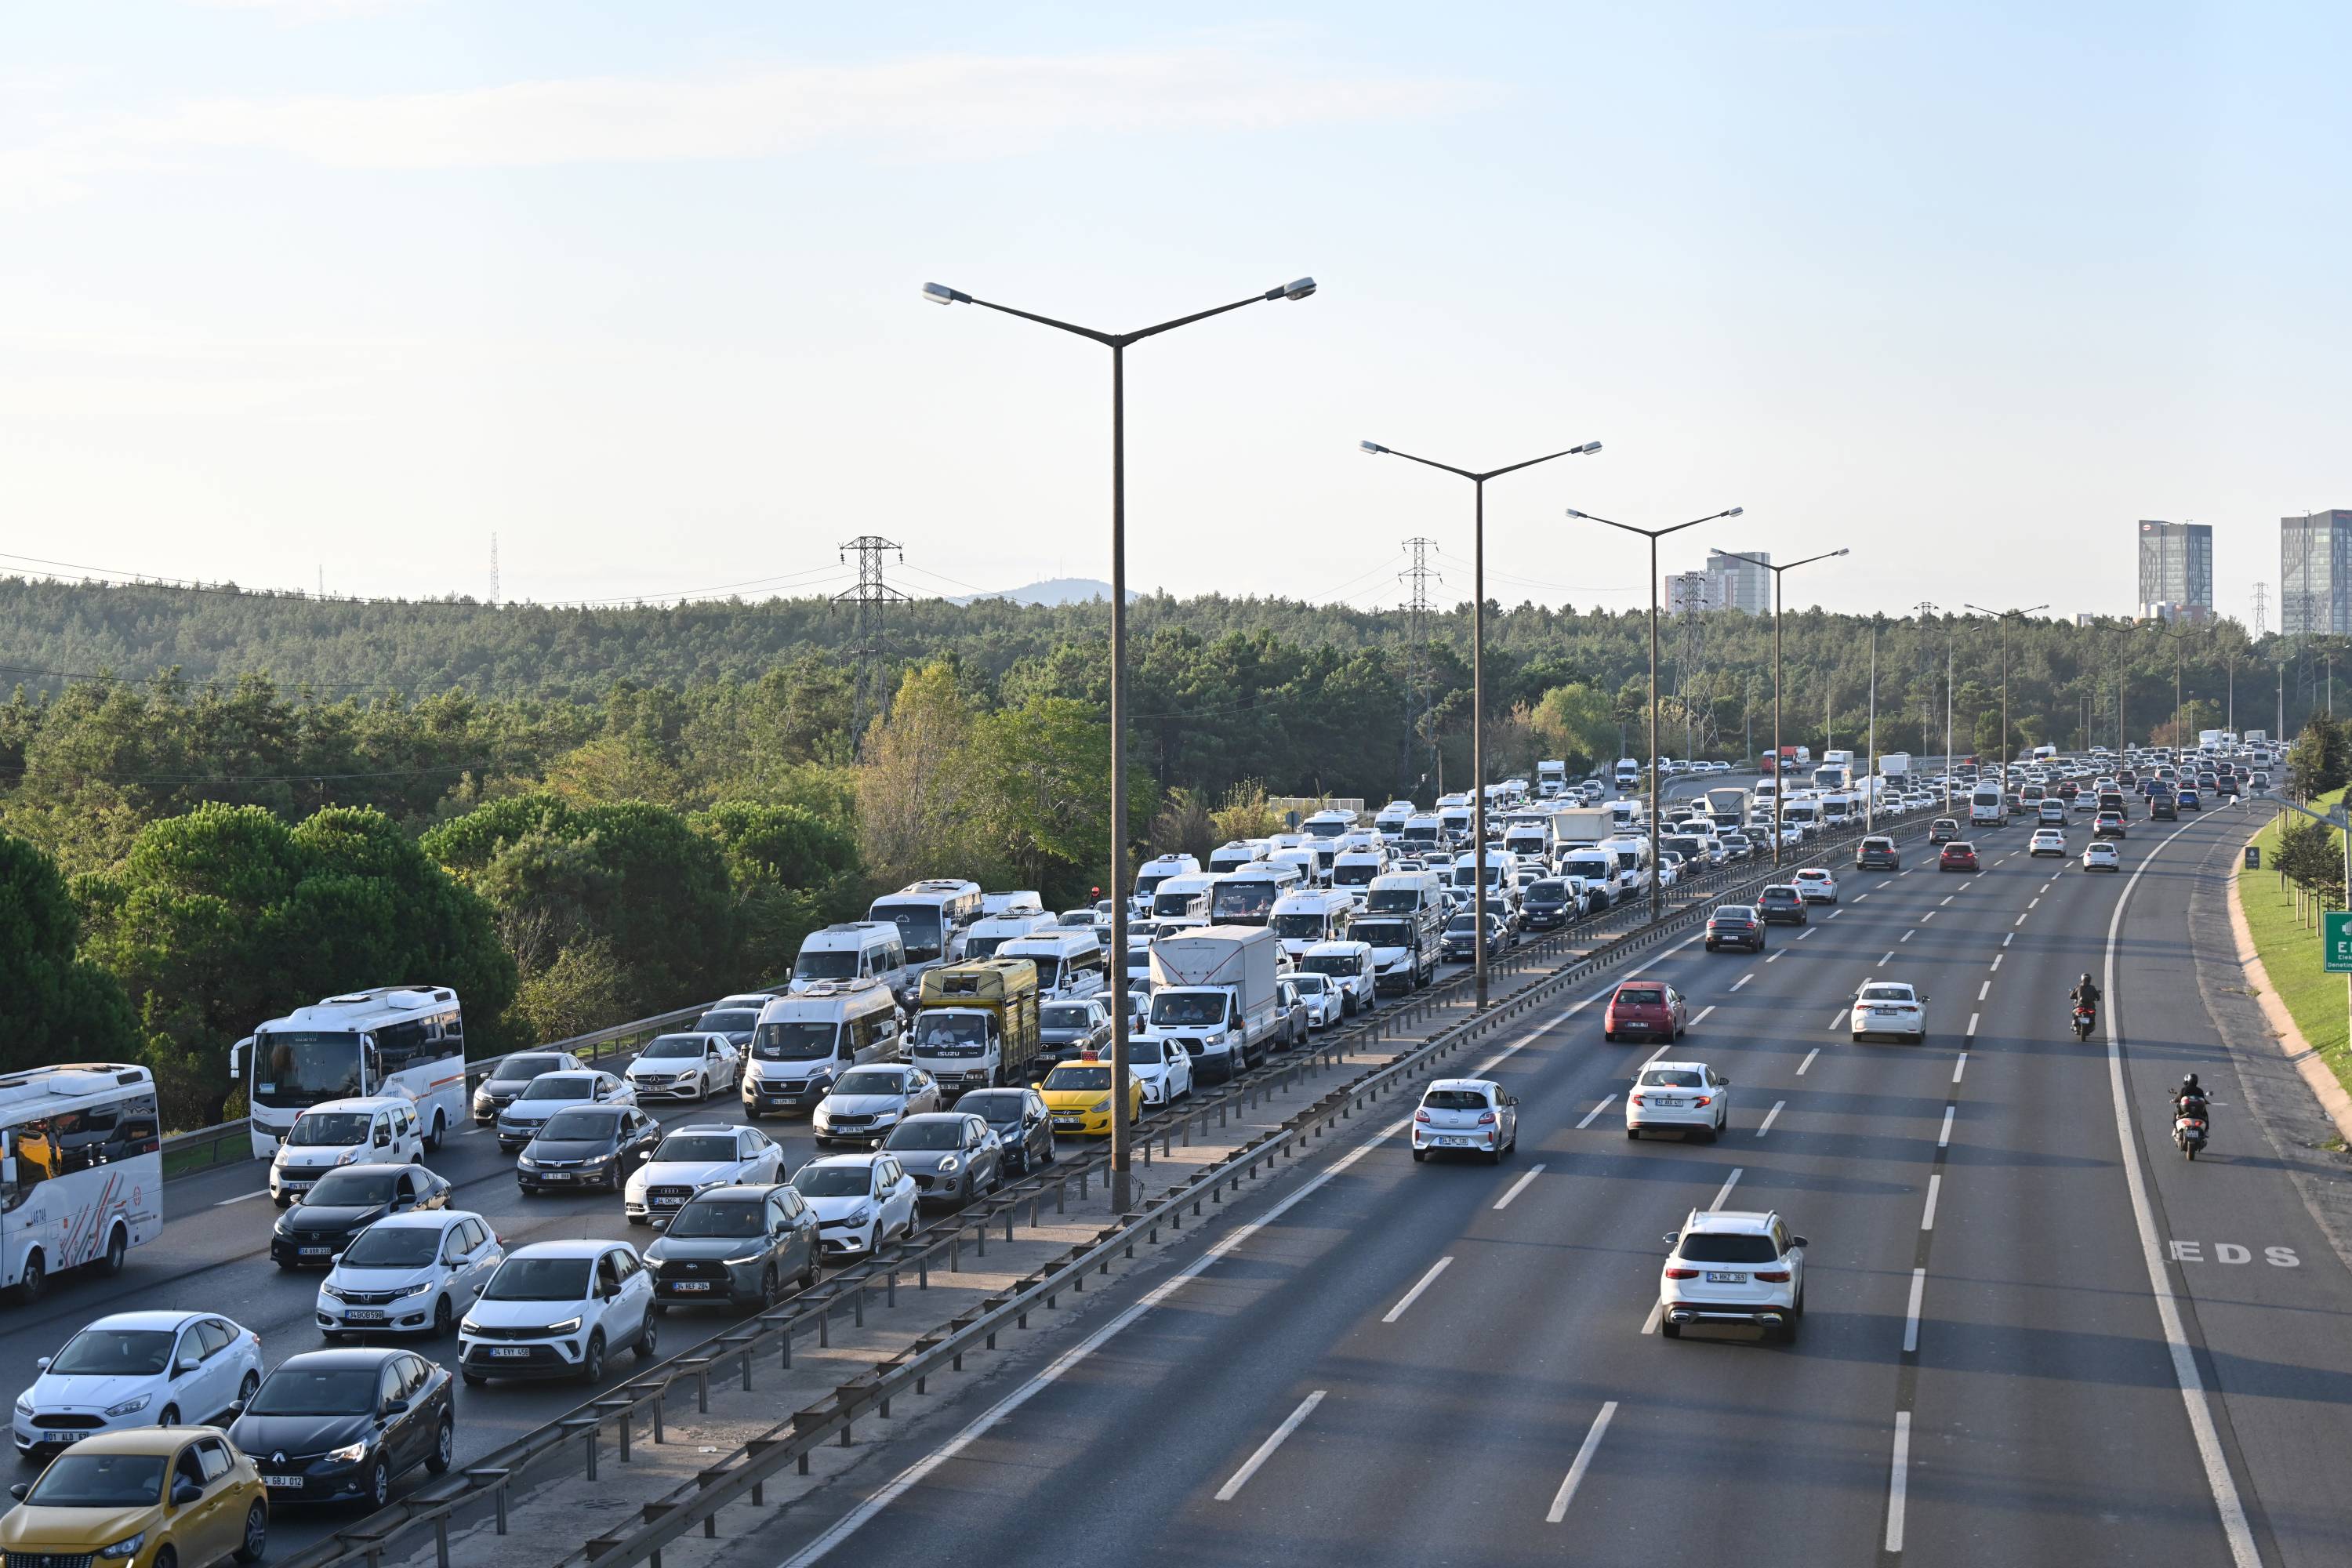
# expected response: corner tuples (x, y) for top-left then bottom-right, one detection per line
(1704, 786), (1750, 829)
(909, 958), (1042, 1094)
(1143, 925), (1280, 1083)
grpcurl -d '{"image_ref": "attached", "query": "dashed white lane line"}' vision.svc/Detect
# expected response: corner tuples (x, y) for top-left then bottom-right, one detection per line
(1854, 893), (1871, 902)
(1755, 1101), (1784, 1138)
(1766, 951), (1785, 964)
(1899, 930), (1914, 942)
(1730, 973), (1753, 992)
(1383, 1257), (1454, 1323)
(1977, 980), (1991, 1001)
(1797, 1048), (1820, 1076)
(1829, 909), (1844, 920)
(2013, 911), (2030, 927)
(1576, 1095), (1617, 1129)
(1692, 1005), (1716, 1025)
(216, 1190), (267, 1207)
(1545, 1402), (1620, 1523)
(1965, 1011), (1980, 1037)
(1493, 1165), (1546, 1210)
(1900, 868), (1913, 877)
(1940, 895), (1955, 906)
(1886, 1412), (1913, 1552)
(1879, 951), (1894, 964)
(1798, 929), (1816, 940)
(1988, 953), (2002, 971)
(1903, 1269), (1926, 1355)
(1920, 910), (1936, 922)
(2002, 931), (2013, 946)
(1877, 879), (1894, 889)
(1921, 1174), (1942, 1230)
(1937, 1105), (1955, 1148)
(1709, 1167), (1744, 1210)
(1216, 1390), (1326, 1501)
(1952, 1052), (1969, 1083)
(2027, 896), (2041, 910)
(1828, 1008), (1849, 1029)
(2040, 881), (2053, 894)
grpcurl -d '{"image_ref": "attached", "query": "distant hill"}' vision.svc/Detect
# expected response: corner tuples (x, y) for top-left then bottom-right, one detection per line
(958, 577), (1138, 607)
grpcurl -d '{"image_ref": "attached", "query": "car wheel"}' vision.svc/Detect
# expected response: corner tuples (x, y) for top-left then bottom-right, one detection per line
(425, 1112), (445, 1153)
(155, 1548), (179, 1568)
(99, 1226), (128, 1277)
(423, 1413), (456, 1475)
(760, 1265), (779, 1307)
(578, 1331), (606, 1385)
(159, 1404), (180, 1428)
(462, 1369), (486, 1388)
(1625, 1127), (1639, 1140)
(433, 1295), (455, 1337)
(1661, 1321), (1682, 1340)
(12, 1252), (43, 1305)
(234, 1500), (269, 1564)
(1411, 1148), (1426, 1163)
(1602, 1029), (1615, 1044)
(238, 1369), (260, 1409)
(366, 1454), (392, 1508)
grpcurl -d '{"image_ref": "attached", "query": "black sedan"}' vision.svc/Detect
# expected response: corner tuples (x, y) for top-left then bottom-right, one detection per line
(1704, 906), (1766, 953)
(517, 1104), (663, 1196)
(230, 1346), (454, 1510)
(956, 1087), (1056, 1175)
(271, 1165), (452, 1269)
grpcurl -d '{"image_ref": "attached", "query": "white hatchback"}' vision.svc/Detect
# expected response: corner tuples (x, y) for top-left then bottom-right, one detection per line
(1850, 981), (1928, 1043)
(317, 1210), (503, 1338)
(1791, 868), (1838, 904)
(789, 1155), (919, 1259)
(270, 1097), (426, 1205)
(623, 1033), (743, 1103)
(1659, 1208), (1807, 1341)
(2029, 828), (2067, 857)
(13, 1312), (263, 1460)
(1410, 1079), (1519, 1164)
(624, 1123), (786, 1225)
(2082, 841), (2122, 872)
(1626, 1062), (1731, 1142)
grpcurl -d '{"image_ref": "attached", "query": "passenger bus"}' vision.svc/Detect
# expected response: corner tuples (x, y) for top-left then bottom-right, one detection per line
(866, 879), (983, 982)
(234, 986), (466, 1159)
(0, 1064), (164, 1299)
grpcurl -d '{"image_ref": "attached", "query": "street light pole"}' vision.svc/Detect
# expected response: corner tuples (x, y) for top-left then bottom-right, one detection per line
(1568, 507), (1745, 918)
(1714, 548), (1849, 867)
(926, 274), (1316, 1214)
(1964, 604), (2049, 768)
(1361, 438), (1601, 1008)
(1866, 614), (1882, 833)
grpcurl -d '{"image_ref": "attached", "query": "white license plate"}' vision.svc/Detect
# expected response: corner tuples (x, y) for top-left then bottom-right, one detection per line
(48, 1432), (82, 1445)
(299, 1247), (330, 1258)
(655, 1196), (685, 1208)
(541, 1172), (572, 1182)
(489, 1347), (532, 1358)
(670, 1280), (711, 1292)
(1705, 1272), (1745, 1284)
(1653, 1098), (1685, 1108)
(262, 1474), (303, 1488)
(343, 1309), (386, 1322)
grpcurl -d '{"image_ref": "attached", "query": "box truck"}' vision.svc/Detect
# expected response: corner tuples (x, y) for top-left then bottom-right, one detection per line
(1142, 926), (1281, 1083)
(909, 959), (1042, 1094)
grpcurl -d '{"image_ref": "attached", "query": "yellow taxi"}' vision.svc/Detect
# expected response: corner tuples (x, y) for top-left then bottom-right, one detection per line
(3, 1425), (267, 1568)
(1039, 1054), (1145, 1137)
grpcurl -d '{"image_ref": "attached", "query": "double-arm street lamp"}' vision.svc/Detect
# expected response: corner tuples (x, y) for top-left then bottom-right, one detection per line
(1711, 548), (1849, 867)
(924, 275), (1317, 1212)
(2147, 620), (2202, 746)
(1566, 506), (1744, 920)
(1359, 439), (1602, 1007)
(1963, 603), (2049, 770)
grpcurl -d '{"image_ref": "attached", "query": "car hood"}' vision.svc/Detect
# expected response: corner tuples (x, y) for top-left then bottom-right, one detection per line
(275, 1149), (358, 1171)
(627, 1060), (702, 1077)
(0, 1503), (156, 1551)
(229, 1410), (371, 1460)
(27, 1371), (161, 1410)
(802, 1193), (877, 1221)
(466, 1297), (591, 1330)
(646, 1234), (766, 1264)
(819, 1094), (906, 1117)
(632, 1159), (740, 1191)
(500, 1101), (575, 1123)
(283, 1203), (389, 1233)
(1039, 1028), (1092, 1045)
(884, 1148), (960, 1173)
(325, 1263), (437, 1293)
(526, 1138), (616, 1161)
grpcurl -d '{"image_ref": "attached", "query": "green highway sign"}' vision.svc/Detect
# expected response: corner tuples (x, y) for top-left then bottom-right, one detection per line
(2328, 911), (2352, 975)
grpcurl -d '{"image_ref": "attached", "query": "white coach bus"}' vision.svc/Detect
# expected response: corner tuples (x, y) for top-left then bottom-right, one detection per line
(0, 1064), (164, 1301)
(233, 986), (466, 1160)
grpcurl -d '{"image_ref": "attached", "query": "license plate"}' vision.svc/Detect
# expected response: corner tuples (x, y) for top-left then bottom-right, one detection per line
(279, 1179), (313, 1190)
(343, 1309), (386, 1322)
(541, 1172), (572, 1182)
(489, 1347), (532, 1358)
(1653, 1098), (1685, 1108)
(49, 1432), (82, 1446)
(262, 1475), (303, 1489)
(299, 1247), (330, 1258)
(655, 1196), (684, 1207)
(1054, 1117), (1081, 1129)
(671, 1280), (710, 1292)
(1705, 1272), (1745, 1284)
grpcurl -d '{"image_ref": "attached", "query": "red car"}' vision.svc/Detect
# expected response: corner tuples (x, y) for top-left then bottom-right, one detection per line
(1939, 841), (1979, 872)
(1604, 979), (1688, 1044)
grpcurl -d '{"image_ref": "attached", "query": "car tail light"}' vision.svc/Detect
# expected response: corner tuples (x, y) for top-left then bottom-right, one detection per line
(1755, 1269), (1791, 1283)
(1693, 1095), (1711, 1107)
(1477, 1110), (1497, 1125)
(1664, 1267), (1700, 1279)
(1629, 1094), (1645, 1105)
(1414, 1109), (1431, 1123)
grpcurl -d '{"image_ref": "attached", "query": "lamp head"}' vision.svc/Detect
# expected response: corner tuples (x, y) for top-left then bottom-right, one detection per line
(1577, 442), (1602, 454)
(1835, 548), (1851, 557)
(1359, 441), (1389, 456)
(921, 282), (971, 307)
(1725, 506), (1744, 517)
(1564, 508), (1590, 520)
(1274, 277), (1318, 302)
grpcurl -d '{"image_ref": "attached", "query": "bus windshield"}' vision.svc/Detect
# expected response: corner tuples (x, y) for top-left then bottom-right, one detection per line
(252, 1032), (365, 1110)
(794, 949), (858, 982)
(869, 902), (945, 964)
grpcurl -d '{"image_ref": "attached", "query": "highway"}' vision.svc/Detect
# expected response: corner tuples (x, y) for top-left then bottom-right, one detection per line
(727, 797), (2352, 1568)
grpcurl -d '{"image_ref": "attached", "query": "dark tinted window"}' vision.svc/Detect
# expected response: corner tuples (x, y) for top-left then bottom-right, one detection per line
(1676, 1233), (1780, 1264)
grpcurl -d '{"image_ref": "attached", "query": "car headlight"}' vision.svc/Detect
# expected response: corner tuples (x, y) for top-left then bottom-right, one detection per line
(938, 1156), (960, 1174)
(459, 1318), (481, 1336)
(721, 1252), (768, 1265)
(337, 1148), (360, 1164)
(15, 1392), (34, 1416)
(322, 1283), (349, 1301)
(1093, 1098), (1112, 1113)
(325, 1441), (370, 1465)
(392, 1279), (433, 1298)
(582, 1151), (615, 1167)
(517, 1155), (539, 1171)
(543, 1316), (584, 1336)
(873, 1112), (899, 1126)
(96, 1532), (145, 1560)
(844, 1204), (873, 1225)
(103, 1394), (152, 1417)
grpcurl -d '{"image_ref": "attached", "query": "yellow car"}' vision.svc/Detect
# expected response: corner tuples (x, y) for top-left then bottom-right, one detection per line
(3, 1426), (268, 1568)
(1039, 1057), (1145, 1136)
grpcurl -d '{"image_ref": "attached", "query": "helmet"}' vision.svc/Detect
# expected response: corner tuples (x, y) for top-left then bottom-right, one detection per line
(2181, 1073), (2202, 1092)
(2082, 974), (2095, 987)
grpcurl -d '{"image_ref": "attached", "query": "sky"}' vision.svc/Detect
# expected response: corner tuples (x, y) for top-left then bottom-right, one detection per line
(2, 1), (2345, 623)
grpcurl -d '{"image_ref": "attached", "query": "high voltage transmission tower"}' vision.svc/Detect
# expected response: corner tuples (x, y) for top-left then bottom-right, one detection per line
(834, 535), (909, 746)
(2251, 582), (2267, 638)
(1399, 538), (1441, 791)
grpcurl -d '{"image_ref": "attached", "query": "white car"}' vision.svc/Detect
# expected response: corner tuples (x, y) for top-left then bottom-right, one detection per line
(623, 1032), (743, 1102)
(1791, 868), (1838, 904)
(317, 1210), (504, 1338)
(1287, 972), (1345, 1029)
(459, 1240), (658, 1385)
(1410, 1078), (1519, 1164)
(2082, 841), (2122, 872)
(2029, 828), (2067, 857)
(1127, 1036), (1196, 1105)
(495, 1069), (635, 1150)
(625, 1123), (786, 1225)
(811, 1065), (944, 1149)
(1660, 1209), (1806, 1341)
(1850, 981), (1928, 1043)
(270, 1096), (426, 1205)
(13, 1312), (263, 1460)
(1300, 939), (1377, 1014)
(1626, 1062), (1731, 1142)
(790, 1155), (919, 1259)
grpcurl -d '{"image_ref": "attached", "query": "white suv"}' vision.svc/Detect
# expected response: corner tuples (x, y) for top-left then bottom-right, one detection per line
(1791, 867), (1838, 904)
(1626, 1062), (1731, 1142)
(459, 1240), (659, 1385)
(1659, 1209), (1808, 1342)
(1410, 1079), (1519, 1164)
(624, 1123), (786, 1225)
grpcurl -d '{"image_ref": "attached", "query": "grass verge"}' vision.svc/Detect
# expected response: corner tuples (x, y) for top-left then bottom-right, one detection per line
(2237, 787), (2352, 1097)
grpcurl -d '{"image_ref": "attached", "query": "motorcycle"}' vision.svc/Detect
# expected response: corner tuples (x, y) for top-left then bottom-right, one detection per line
(2071, 1004), (2096, 1042)
(2173, 1095), (2209, 1160)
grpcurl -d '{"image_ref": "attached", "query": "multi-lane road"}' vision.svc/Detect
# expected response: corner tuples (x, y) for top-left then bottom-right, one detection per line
(739, 797), (2352, 1568)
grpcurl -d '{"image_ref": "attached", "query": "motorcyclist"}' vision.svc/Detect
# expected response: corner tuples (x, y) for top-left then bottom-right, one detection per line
(2173, 1073), (2208, 1115)
(2070, 974), (2101, 1015)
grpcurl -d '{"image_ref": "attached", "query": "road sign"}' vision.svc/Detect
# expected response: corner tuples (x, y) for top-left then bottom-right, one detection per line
(2245, 845), (2261, 870)
(2327, 911), (2352, 975)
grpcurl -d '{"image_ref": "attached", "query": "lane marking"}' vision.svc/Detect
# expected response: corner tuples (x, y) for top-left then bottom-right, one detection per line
(1730, 973), (1753, 992)
(1965, 1011), (1979, 1038)
(2002, 931), (2013, 947)
(1828, 1008), (1849, 1029)
(1952, 1052), (1968, 1083)
(2013, 912), (2030, 927)
(1880, 951), (1894, 964)
(1921, 1173), (1941, 1230)
(1988, 954), (2002, 971)
(1638, 1044), (1673, 1074)
(1877, 879), (1895, 889)
(1692, 1005), (1716, 1025)
(1493, 1164), (1546, 1210)
(1937, 1105), (1955, 1148)
(1576, 1095), (1616, 1130)
(2040, 882), (2053, 894)
(1798, 929), (1816, 940)
(216, 1190), (267, 1207)
(1904, 1268), (1926, 1354)
(1382, 1256), (1454, 1323)
(1899, 930), (1914, 942)
(1977, 980), (1991, 1002)
(1215, 1390), (1326, 1501)
(1829, 909), (1844, 920)
(1544, 1401), (1620, 1523)
(1797, 1048), (1819, 1076)
(1919, 910), (1936, 922)
(1940, 895), (1955, 906)
(1855, 893), (1871, 902)
(1756, 1100), (1784, 1138)
(2027, 896), (2041, 910)
(1640, 1301), (1663, 1336)
(1886, 1411), (1912, 1552)
(773, 1112), (1414, 1568)
(1766, 951), (1784, 964)
(1709, 1167), (1744, 1210)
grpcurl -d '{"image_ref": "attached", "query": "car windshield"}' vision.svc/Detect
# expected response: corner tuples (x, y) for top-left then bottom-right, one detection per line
(835, 1070), (906, 1097)
(246, 1366), (379, 1416)
(1151, 993), (1226, 1027)
(519, 1077), (593, 1102)
(48, 1327), (175, 1377)
(1047, 1066), (1112, 1091)
(641, 1036), (704, 1060)
(653, 1134), (738, 1163)
(1128, 1040), (1167, 1062)
(1641, 1070), (1704, 1087)
(488, 1055), (564, 1085)
(958, 1091), (1025, 1123)
(793, 1166), (873, 1198)
(1860, 986), (1914, 1002)
(1301, 955), (1360, 978)
(698, 1010), (758, 1034)
(1446, 915), (1480, 934)
(1290, 975), (1327, 993)
(913, 1014), (987, 1051)
(339, 1225), (445, 1268)
(24, 1453), (166, 1508)
(483, 1257), (593, 1301)
(1423, 1089), (1490, 1110)
(1040, 1007), (1094, 1033)
(1678, 1233), (1781, 1264)
(666, 1200), (768, 1239)
(1616, 988), (1664, 1006)
(1352, 920), (1412, 947)
(794, 949), (859, 980)
(536, 1109), (622, 1142)
(755, 1021), (837, 1061)
(286, 1112), (372, 1148)
(1529, 882), (1566, 899)
(885, 1120), (964, 1151)
(307, 1167), (401, 1206)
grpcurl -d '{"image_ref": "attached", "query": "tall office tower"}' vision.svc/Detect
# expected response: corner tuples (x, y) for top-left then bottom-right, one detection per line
(1704, 549), (1772, 614)
(2136, 521), (2212, 622)
(2281, 511), (2352, 635)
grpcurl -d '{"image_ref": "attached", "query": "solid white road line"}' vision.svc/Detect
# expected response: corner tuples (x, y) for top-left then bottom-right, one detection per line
(1383, 1256), (1454, 1323)
(1952, 1052), (1968, 1083)
(1904, 1268), (1926, 1354)
(1494, 1164), (1546, 1210)
(1937, 1105), (1955, 1148)
(1921, 1174), (1941, 1230)
(1797, 1048), (1819, 1075)
(1576, 1094), (1617, 1129)
(216, 1190), (267, 1207)
(1886, 1411), (1912, 1552)
(774, 1113), (1414, 1568)
(1545, 1401), (1620, 1524)
(1216, 1390), (1326, 1501)
(1756, 1101), (1784, 1138)
(2100, 817), (2262, 1567)
(1730, 973), (1753, 991)
(1709, 1167), (1744, 1210)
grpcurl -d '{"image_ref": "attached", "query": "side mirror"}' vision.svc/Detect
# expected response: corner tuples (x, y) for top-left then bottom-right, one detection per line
(227, 1400), (248, 1421)
(1791, 1236), (1809, 1248)
(379, 1399), (408, 1420)
(8, 1484), (26, 1502)
(176, 1357), (201, 1377)
(172, 1479), (203, 1508)
(34, 1356), (50, 1373)
(1662, 1232), (1679, 1245)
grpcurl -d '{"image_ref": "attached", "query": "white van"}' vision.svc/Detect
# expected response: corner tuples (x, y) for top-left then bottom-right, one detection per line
(1301, 808), (1359, 839)
(1210, 862), (1305, 927)
(1298, 939), (1377, 1014)
(269, 1095), (425, 1205)
(1606, 798), (1642, 833)
(981, 891), (1045, 919)
(1399, 814), (1445, 853)
(1208, 840), (1269, 876)
(1268, 887), (1356, 960)
(960, 911), (1060, 961)
(1374, 800), (1417, 838)
(742, 980), (904, 1119)
(1149, 871), (1221, 927)
(1134, 853), (1203, 916)
(1267, 844), (1324, 887)
(1331, 842), (1391, 898)
(1969, 782), (2008, 827)
(1596, 833), (1653, 894)
(790, 922), (910, 998)
(998, 931), (1108, 1000)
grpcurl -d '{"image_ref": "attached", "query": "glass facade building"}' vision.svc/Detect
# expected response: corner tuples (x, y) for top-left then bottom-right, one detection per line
(2135, 521), (2212, 622)
(2281, 511), (2352, 636)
